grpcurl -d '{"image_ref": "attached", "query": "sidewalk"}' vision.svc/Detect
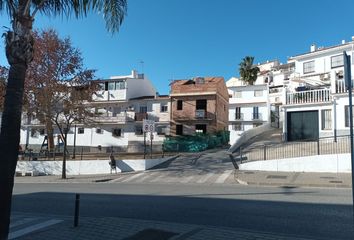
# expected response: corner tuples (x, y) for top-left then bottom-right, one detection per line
(234, 170), (352, 188)
(12, 214), (314, 240)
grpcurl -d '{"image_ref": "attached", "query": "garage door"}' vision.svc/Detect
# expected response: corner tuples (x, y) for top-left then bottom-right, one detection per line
(287, 111), (319, 141)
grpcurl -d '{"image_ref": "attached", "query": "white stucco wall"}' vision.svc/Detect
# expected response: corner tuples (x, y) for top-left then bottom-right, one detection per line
(239, 154), (351, 173)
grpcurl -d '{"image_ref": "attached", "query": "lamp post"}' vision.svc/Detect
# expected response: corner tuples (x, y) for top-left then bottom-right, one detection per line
(344, 51), (354, 223)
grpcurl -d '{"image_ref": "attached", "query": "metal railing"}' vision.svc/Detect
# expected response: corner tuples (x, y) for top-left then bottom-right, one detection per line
(236, 135), (350, 163)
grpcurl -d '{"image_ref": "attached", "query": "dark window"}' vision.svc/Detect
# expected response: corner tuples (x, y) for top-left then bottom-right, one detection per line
(253, 107), (260, 119)
(331, 55), (344, 68)
(196, 99), (207, 110)
(177, 100), (183, 110)
(96, 128), (103, 134)
(140, 106), (147, 113)
(195, 124), (207, 134)
(161, 105), (168, 112)
(39, 129), (45, 135)
(78, 128), (84, 134)
(232, 123), (244, 131)
(112, 128), (122, 137)
(235, 107), (242, 119)
(31, 129), (39, 138)
(176, 125), (183, 135)
(157, 126), (167, 135)
(135, 126), (143, 135)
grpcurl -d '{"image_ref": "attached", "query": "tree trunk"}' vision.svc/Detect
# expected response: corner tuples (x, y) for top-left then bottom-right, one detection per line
(0, 8), (34, 238)
(0, 63), (27, 240)
(62, 133), (67, 179)
(45, 118), (55, 151)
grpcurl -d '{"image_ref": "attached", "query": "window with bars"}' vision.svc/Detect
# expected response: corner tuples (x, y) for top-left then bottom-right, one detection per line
(321, 109), (332, 130)
(303, 61), (315, 74)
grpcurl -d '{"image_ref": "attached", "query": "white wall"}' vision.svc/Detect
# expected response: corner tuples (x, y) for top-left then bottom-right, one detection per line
(126, 77), (156, 100)
(16, 156), (177, 175)
(240, 154), (351, 173)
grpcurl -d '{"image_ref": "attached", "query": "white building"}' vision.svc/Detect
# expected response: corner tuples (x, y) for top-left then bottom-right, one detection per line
(20, 70), (170, 152)
(227, 77), (270, 144)
(283, 39), (354, 141)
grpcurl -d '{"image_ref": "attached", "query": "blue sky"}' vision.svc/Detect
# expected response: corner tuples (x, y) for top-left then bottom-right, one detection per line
(1, 0), (354, 94)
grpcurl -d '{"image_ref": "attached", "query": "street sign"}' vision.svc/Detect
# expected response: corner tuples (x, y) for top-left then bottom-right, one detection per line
(143, 119), (155, 133)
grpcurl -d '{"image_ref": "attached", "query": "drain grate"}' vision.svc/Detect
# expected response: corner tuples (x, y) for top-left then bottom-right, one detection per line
(122, 228), (178, 240)
(329, 180), (343, 184)
(267, 175), (287, 179)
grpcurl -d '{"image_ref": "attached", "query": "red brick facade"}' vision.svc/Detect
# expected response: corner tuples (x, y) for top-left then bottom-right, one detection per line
(170, 77), (229, 135)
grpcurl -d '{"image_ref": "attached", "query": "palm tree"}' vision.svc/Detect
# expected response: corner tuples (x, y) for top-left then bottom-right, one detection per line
(239, 56), (260, 85)
(0, 1), (127, 239)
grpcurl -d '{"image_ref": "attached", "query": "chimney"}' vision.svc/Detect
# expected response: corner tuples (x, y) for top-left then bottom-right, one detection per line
(310, 44), (317, 52)
(342, 40), (346, 44)
(352, 36), (354, 42)
(131, 70), (138, 78)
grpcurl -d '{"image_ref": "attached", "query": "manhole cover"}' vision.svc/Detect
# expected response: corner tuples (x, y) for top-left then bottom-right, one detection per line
(320, 177), (335, 179)
(244, 171), (254, 174)
(329, 180), (343, 184)
(122, 228), (178, 240)
(267, 175), (287, 179)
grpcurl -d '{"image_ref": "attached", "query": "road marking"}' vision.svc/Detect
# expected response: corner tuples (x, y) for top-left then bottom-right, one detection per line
(215, 170), (233, 184)
(8, 219), (63, 239)
(10, 218), (37, 228)
(196, 172), (215, 183)
(120, 172), (145, 183)
(180, 176), (195, 183)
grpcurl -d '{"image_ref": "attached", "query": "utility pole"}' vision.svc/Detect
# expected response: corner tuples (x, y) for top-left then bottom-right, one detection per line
(344, 51), (354, 223)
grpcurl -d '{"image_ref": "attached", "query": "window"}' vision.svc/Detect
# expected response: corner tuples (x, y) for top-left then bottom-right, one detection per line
(177, 100), (183, 110)
(160, 104), (168, 112)
(157, 126), (167, 135)
(234, 91), (242, 98)
(321, 109), (332, 130)
(135, 126), (143, 135)
(78, 128), (85, 134)
(96, 128), (103, 134)
(112, 128), (122, 137)
(196, 99), (207, 110)
(140, 106), (147, 113)
(331, 55), (344, 68)
(235, 107), (242, 119)
(115, 81), (126, 90)
(254, 90), (263, 97)
(303, 61), (315, 74)
(176, 124), (183, 135)
(39, 129), (45, 135)
(232, 123), (244, 131)
(98, 83), (105, 90)
(31, 129), (39, 138)
(195, 124), (207, 134)
(253, 107), (260, 119)
(108, 82), (115, 90)
(345, 106), (354, 127)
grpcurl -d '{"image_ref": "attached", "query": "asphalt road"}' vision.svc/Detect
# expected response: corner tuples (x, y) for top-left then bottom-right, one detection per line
(12, 182), (354, 240)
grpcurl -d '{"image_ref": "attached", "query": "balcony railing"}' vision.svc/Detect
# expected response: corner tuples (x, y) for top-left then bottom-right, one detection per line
(95, 112), (134, 123)
(235, 113), (244, 120)
(336, 79), (354, 94)
(195, 109), (206, 119)
(286, 89), (330, 105)
(252, 113), (262, 120)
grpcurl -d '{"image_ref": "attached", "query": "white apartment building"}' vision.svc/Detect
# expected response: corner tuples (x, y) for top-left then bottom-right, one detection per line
(227, 77), (270, 144)
(283, 39), (354, 141)
(20, 70), (170, 152)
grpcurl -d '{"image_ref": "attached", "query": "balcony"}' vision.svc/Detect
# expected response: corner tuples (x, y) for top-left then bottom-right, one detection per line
(336, 79), (354, 94)
(286, 89), (330, 105)
(235, 113), (244, 120)
(252, 113), (262, 120)
(195, 109), (206, 119)
(95, 112), (134, 123)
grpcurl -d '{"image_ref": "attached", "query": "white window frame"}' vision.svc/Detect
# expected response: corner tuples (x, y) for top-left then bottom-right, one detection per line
(321, 109), (332, 130)
(303, 61), (315, 74)
(331, 54), (344, 68)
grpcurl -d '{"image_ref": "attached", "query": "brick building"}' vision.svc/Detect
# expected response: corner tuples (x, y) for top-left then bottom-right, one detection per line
(170, 77), (229, 135)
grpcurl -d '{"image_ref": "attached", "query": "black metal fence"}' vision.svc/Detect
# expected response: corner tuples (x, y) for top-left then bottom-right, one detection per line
(19, 143), (169, 161)
(236, 135), (350, 163)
